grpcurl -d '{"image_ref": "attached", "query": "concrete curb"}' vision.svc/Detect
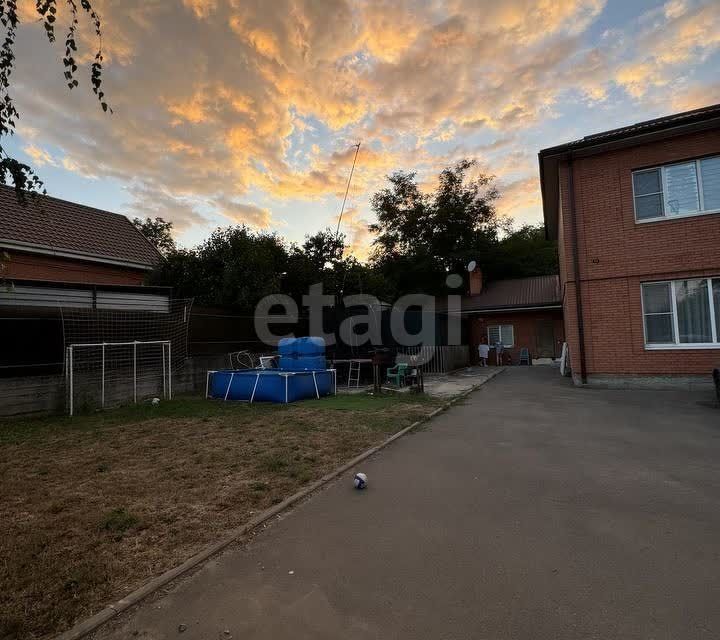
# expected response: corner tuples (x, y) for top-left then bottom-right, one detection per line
(55, 368), (504, 640)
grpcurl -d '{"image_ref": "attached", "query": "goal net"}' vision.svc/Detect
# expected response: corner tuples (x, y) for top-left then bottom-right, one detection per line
(60, 298), (192, 415)
(65, 340), (172, 415)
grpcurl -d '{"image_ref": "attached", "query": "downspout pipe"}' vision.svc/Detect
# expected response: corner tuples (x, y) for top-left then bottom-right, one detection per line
(566, 154), (588, 384)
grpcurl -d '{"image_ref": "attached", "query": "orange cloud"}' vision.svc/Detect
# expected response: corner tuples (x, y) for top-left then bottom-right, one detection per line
(167, 85), (255, 124)
(671, 82), (720, 112)
(248, 29), (282, 61)
(23, 144), (56, 167)
(497, 176), (541, 221)
(259, 145), (409, 200)
(9, 0), (720, 260)
(649, 2), (720, 65)
(215, 197), (274, 229)
(611, 1), (720, 97)
(183, 0), (218, 19)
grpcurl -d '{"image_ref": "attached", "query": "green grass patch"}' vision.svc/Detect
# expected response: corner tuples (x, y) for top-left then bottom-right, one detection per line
(0, 392), (439, 445)
(0, 389), (441, 639)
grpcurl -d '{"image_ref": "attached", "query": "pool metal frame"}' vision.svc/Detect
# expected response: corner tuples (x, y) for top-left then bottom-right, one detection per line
(205, 368), (337, 404)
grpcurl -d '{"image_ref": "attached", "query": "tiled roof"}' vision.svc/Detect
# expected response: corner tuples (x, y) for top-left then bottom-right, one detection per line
(0, 185), (162, 268)
(462, 275), (561, 312)
(538, 103), (720, 241)
(540, 103), (720, 156)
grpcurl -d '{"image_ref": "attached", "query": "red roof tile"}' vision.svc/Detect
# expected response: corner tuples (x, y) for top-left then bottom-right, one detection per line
(462, 275), (561, 312)
(540, 103), (720, 156)
(0, 185), (162, 269)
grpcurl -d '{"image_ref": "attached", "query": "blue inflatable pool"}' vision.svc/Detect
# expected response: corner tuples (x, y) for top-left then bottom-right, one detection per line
(206, 369), (336, 403)
(278, 336), (327, 371)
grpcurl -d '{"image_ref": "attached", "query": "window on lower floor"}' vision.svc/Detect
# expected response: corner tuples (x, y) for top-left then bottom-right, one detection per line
(488, 324), (514, 348)
(714, 279), (720, 339)
(641, 278), (720, 347)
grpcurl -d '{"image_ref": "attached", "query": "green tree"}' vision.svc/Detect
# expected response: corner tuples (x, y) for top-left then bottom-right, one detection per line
(284, 229), (367, 303)
(369, 159), (501, 296)
(295, 229), (392, 301)
(196, 226), (288, 309)
(0, 1), (109, 196)
(132, 217), (176, 256)
(300, 228), (344, 271)
(148, 223), (391, 310)
(147, 248), (202, 298)
(488, 223), (558, 280)
(149, 226), (288, 309)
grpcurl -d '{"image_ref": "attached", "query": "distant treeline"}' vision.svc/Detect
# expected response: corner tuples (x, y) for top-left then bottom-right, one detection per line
(135, 159), (558, 310)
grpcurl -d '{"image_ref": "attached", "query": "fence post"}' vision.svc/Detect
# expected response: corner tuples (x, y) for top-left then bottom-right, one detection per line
(64, 346), (68, 409)
(133, 341), (137, 404)
(162, 342), (167, 400)
(101, 343), (105, 409)
(168, 341), (172, 400)
(68, 346), (74, 417)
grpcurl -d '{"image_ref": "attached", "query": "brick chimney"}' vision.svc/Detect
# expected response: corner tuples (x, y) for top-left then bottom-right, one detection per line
(469, 267), (483, 296)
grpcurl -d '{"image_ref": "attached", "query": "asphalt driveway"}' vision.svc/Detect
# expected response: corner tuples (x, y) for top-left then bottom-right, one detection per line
(96, 367), (720, 640)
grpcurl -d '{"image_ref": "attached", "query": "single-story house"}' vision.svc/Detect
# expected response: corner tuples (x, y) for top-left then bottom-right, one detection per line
(0, 184), (162, 285)
(461, 269), (564, 365)
(0, 186), (171, 380)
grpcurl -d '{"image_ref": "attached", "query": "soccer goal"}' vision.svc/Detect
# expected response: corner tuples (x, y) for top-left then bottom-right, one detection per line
(65, 340), (172, 416)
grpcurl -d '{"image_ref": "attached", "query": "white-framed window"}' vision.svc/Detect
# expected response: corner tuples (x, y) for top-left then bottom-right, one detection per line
(633, 155), (720, 222)
(641, 277), (720, 349)
(488, 324), (514, 347)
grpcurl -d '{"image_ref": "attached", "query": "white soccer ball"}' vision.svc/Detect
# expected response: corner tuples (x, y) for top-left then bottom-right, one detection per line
(353, 472), (367, 490)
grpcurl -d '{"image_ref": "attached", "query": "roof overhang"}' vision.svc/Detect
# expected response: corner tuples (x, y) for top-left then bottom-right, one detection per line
(454, 303), (562, 315)
(538, 111), (720, 241)
(539, 153), (560, 240)
(0, 239), (157, 271)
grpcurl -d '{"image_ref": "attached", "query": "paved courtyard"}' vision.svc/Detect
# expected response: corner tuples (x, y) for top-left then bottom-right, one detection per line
(97, 367), (720, 640)
(419, 365), (504, 398)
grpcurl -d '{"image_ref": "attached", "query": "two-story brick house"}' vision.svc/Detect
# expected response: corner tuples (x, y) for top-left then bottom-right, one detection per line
(539, 104), (720, 388)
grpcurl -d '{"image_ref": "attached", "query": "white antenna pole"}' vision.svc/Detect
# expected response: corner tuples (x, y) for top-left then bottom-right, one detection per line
(335, 141), (361, 240)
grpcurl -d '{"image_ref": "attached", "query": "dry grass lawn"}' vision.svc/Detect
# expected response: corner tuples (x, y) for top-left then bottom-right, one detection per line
(0, 392), (439, 640)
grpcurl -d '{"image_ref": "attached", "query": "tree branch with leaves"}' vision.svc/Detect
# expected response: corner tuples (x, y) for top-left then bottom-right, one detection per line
(0, 0), (110, 199)
(132, 217), (177, 256)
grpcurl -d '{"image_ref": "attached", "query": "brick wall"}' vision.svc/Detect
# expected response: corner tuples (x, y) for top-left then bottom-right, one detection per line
(558, 129), (720, 379)
(3, 249), (148, 285)
(468, 310), (564, 365)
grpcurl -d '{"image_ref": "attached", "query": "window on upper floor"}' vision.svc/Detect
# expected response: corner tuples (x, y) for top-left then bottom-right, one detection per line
(633, 155), (720, 222)
(641, 277), (720, 348)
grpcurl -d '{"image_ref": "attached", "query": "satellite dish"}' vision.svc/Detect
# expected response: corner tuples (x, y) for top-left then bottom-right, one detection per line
(467, 260), (477, 272)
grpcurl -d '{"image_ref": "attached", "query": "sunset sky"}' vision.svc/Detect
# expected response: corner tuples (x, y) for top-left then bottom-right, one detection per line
(6, 0), (720, 258)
